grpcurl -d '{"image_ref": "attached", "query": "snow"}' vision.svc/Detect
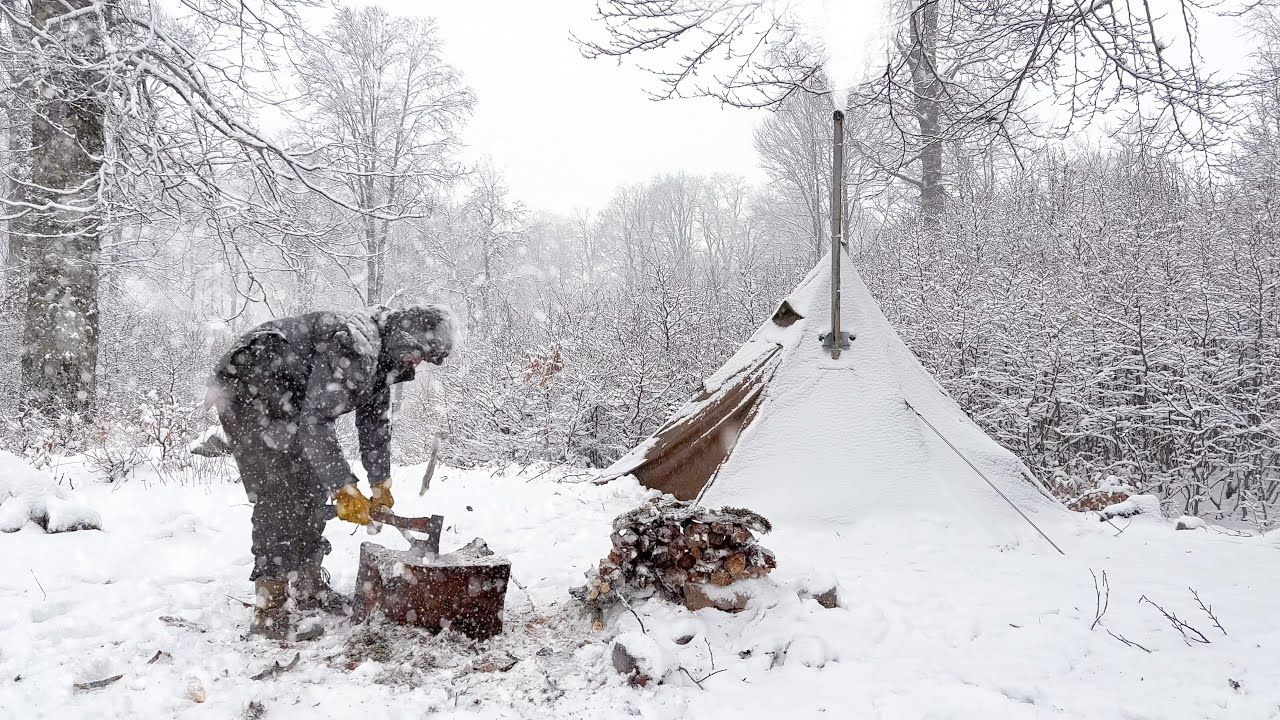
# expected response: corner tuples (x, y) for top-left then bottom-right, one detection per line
(700, 339), (778, 395)
(613, 631), (673, 678)
(1100, 494), (1164, 521)
(0, 451), (101, 534)
(1176, 515), (1208, 531)
(1, 457), (1279, 718)
(187, 425), (230, 457)
(339, 311), (380, 359)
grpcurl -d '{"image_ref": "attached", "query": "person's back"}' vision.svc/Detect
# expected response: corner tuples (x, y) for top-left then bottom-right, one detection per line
(210, 304), (455, 640)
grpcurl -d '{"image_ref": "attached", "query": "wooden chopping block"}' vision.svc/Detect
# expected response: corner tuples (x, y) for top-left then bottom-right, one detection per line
(353, 538), (511, 640)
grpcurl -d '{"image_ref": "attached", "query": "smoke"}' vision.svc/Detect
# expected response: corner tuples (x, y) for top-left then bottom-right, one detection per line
(786, 0), (898, 109)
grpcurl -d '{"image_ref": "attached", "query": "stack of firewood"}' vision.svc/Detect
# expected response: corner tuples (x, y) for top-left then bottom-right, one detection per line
(577, 498), (776, 614)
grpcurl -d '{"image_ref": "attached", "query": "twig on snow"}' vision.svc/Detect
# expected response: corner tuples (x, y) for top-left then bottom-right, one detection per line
(700, 668), (728, 683)
(616, 592), (647, 634)
(678, 666), (705, 690)
(1189, 587), (1227, 636)
(509, 574), (537, 611)
(1090, 569), (1110, 631)
(676, 665), (726, 690)
(74, 674), (124, 691)
(678, 663), (726, 690)
(1089, 569), (1151, 653)
(1106, 629), (1152, 653)
(522, 464), (556, 484)
(1139, 595), (1211, 645)
(30, 570), (46, 601)
(251, 652), (301, 681)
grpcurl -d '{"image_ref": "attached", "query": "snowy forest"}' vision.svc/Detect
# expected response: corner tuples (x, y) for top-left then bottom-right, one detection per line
(0, 0), (1276, 530)
(6, 1), (1280, 717)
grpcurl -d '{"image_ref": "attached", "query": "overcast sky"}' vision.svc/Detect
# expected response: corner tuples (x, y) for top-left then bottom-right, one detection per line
(377, 0), (766, 215)
(383, 0), (1258, 216)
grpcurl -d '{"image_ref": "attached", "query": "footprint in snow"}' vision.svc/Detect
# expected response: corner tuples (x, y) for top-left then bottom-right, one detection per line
(30, 600), (74, 623)
(149, 513), (217, 540)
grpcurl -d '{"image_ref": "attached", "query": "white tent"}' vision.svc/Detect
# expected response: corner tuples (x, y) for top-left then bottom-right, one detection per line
(601, 251), (1063, 547)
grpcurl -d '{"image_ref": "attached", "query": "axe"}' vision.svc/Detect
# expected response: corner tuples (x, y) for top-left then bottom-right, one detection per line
(369, 507), (444, 558)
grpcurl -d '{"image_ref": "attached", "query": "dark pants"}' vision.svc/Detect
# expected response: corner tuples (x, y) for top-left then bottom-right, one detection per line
(218, 397), (332, 581)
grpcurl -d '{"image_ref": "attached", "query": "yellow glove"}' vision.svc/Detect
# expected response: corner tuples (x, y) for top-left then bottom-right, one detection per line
(334, 484), (371, 525)
(370, 478), (394, 513)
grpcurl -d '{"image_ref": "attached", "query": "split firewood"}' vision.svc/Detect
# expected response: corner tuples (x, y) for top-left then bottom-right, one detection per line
(574, 498), (775, 616)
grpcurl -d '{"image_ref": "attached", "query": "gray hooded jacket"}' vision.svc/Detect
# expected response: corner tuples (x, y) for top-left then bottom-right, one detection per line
(213, 306), (453, 494)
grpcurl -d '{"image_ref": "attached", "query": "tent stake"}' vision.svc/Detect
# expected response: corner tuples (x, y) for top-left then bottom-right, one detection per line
(904, 399), (1067, 556)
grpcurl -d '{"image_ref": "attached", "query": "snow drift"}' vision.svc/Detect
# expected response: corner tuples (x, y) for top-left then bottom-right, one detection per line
(0, 451), (101, 533)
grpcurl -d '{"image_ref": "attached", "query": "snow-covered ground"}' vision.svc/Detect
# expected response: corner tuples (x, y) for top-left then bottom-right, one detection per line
(2, 460), (1278, 719)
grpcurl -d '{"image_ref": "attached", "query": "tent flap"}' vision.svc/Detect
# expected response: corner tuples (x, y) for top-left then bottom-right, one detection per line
(600, 342), (783, 500)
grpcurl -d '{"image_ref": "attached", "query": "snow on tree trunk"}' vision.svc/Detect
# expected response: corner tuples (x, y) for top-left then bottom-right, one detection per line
(19, 0), (104, 417)
(3, 0), (33, 304)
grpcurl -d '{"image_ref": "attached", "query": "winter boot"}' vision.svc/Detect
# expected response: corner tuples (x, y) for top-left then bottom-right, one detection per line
(292, 560), (350, 615)
(250, 577), (293, 640)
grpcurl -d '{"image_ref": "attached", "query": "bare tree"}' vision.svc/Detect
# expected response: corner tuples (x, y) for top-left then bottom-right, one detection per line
(753, 89), (880, 261)
(0, 0), (316, 415)
(463, 162), (525, 338)
(579, 0), (1246, 223)
(0, 0), (477, 416)
(292, 6), (474, 304)
(754, 90), (830, 260)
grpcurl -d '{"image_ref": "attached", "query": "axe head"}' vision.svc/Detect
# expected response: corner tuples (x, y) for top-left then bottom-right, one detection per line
(370, 508), (444, 558)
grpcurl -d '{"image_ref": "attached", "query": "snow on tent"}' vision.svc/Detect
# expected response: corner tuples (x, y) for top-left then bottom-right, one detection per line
(599, 250), (1065, 551)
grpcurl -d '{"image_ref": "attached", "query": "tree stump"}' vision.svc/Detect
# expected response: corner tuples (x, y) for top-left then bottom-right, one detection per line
(353, 538), (510, 640)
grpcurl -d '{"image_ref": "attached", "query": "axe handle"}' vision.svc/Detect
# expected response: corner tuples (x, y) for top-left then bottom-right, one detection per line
(370, 507), (407, 527)
(370, 507), (443, 534)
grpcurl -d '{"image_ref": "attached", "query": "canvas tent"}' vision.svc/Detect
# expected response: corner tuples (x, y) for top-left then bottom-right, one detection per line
(600, 251), (1063, 541)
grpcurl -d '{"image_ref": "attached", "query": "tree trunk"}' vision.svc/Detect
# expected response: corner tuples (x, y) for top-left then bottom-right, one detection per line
(810, 138), (824, 260)
(19, 0), (105, 417)
(364, 216), (381, 304)
(360, 169), (383, 305)
(3, 0), (33, 308)
(911, 0), (945, 226)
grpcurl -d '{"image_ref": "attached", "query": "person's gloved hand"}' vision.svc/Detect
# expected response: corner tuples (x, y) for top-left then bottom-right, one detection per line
(334, 484), (371, 525)
(370, 479), (394, 515)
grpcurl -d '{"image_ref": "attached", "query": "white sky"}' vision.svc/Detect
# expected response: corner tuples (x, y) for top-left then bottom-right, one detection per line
(383, 0), (766, 215)
(378, 0), (1257, 215)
